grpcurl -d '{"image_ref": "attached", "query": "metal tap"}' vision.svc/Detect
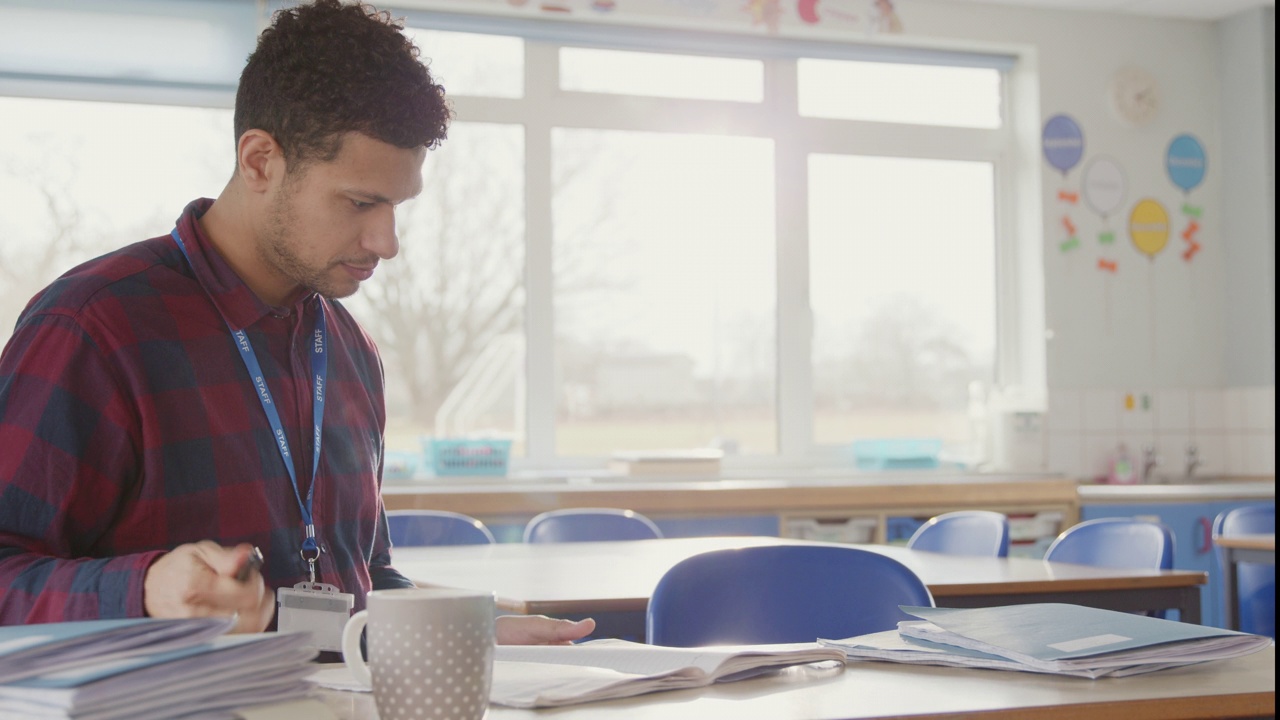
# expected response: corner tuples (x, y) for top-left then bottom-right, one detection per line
(1184, 443), (1202, 480)
(1141, 445), (1160, 483)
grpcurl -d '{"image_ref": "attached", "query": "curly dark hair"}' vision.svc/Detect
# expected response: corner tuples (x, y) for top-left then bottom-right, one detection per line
(234, 0), (450, 167)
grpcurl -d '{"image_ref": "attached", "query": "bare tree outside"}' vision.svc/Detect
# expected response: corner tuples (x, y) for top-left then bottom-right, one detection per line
(0, 99), (231, 344)
(346, 122), (625, 436)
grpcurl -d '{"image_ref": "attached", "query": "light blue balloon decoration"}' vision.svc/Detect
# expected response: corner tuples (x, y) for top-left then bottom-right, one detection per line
(1042, 114), (1084, 175)
(1166, 134), (1206, 193)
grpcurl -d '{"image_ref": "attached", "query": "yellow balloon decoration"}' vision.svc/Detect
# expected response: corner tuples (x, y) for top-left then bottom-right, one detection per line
(1129, 198), (1170, 259)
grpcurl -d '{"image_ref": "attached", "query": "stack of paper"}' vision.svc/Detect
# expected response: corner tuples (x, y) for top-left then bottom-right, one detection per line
(820, 603), (1272, 679)
(0, 618), (317, 719)
(608, 449), (723, 477)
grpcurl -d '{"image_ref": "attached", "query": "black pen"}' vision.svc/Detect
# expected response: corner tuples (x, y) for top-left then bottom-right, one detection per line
(236, 546), (265, 583)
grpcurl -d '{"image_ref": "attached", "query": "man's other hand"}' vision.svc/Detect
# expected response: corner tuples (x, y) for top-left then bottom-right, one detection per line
(496, 615), (595, 645)
(143, 541), (275, 633)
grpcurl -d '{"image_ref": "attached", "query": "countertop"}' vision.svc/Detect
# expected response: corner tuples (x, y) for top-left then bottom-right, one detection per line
(1078, 477), (1275, 503)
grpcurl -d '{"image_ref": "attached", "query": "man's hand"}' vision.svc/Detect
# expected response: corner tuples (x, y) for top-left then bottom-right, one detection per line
(143, 541), (274, 633)
(496, 615), (595, 645)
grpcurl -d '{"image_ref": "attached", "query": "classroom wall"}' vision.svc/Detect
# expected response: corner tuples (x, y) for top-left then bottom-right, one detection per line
(1219, 6), (1275, 388)
(404, 0), (1275, 477)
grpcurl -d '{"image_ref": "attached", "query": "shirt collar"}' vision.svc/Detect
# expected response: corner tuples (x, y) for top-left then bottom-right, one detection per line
(173, 198), (317, 330)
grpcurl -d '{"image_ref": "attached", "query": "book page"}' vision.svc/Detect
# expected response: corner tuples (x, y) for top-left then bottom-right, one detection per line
(494, 639), (731, 677)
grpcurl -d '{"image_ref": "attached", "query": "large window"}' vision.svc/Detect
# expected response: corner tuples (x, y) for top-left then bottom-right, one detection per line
(0, 97), (231, 337)
(1, 6), (1039, 472)
(809, 154), (996, 455)
(551, 129), (776, 456)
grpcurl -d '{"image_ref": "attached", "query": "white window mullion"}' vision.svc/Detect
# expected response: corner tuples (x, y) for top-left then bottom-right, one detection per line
(522, 41), (558, 465)
(767, 57), (814, 461)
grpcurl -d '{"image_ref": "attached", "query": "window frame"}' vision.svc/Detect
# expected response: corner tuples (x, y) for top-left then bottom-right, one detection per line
(0, 2), (1046, 473)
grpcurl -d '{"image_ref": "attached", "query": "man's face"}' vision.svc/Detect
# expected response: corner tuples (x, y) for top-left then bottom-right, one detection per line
(260, 132), (425, 301)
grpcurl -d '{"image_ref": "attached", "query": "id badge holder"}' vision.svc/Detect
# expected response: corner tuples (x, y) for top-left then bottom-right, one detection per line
(277, 582), (355, 652)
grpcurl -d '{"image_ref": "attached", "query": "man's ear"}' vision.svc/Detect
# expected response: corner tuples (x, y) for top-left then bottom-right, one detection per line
(236, 129), (286, 194)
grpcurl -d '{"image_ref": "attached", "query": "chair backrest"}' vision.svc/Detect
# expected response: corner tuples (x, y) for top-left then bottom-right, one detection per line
(906, 510), (1011, 557)
(387, 510), (496, 547)
(1213, 504), (1275, 638)
(1044, 518), (1175, 570)
(523, 508), (663, 543)
(646, 545), (934, 647)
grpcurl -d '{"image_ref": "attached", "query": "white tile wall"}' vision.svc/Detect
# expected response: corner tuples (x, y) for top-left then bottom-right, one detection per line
(1154, 389), (1192, 432)
(1043, 385), (1275, 480)
(1046, 389), (1083, 432)
(1154, 432), (1193, 479)
(1119, 398), (1156, 434)
(1191, 434), (1227, 476)
(1225, 433), (1247, 475)
(1082, 434), (1121, 480)
(1192, 389), (1226, 432)
(1225, 387), (1247, 431)
(1046, 433), (1085, 479)
(1242, 386), (1276, 431)
(1082, 390), (1121, 433)
(1243, 432), (1276, 475)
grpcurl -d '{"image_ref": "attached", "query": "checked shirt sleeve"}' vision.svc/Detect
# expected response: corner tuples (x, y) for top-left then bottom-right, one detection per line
(0, 310), (163, 625)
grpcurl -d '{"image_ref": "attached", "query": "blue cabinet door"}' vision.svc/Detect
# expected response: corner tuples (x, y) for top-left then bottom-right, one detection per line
(1082, 500), (1274, 628)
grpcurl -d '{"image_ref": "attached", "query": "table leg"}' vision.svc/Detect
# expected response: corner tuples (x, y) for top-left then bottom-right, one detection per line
(1222, 548), (1240, 631)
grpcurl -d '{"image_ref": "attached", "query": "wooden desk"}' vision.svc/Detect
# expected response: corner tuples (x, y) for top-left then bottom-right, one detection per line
(1215, 533), (1276, 631)
(391, 536), (1206, 637)
(316, 646), (1276, 720)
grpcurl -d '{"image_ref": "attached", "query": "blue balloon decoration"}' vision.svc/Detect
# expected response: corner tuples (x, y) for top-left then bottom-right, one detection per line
(1166, 134), (1206, 193)
(1042, 114), (1084, 175)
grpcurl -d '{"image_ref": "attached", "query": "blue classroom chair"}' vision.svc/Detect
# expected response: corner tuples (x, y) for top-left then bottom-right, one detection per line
(647, 544), (934, 647)
(1044, 518), (1175, 570)
(386, 509), (496, 547)
(906, 510), (1011, 557)
(523, 508), (663, 543)
(1045, 518), (1175, 619)
(1213, 504), (1275, 638)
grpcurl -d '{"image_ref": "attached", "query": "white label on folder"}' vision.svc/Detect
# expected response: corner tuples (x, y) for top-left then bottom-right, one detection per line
(1049, 633), (1131, 652)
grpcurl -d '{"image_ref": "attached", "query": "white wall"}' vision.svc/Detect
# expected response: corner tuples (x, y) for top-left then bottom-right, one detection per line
(1218, 6), (1275, 387)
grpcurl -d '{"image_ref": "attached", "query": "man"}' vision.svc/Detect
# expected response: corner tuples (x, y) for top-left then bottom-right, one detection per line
(0, 0), (592, 646)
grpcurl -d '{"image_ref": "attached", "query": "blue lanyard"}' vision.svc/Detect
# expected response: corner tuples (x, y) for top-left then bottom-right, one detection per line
(170, 229), (327, 565)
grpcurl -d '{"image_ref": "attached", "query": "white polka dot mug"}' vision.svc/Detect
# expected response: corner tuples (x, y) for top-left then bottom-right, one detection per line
(342, 587), (496, 720)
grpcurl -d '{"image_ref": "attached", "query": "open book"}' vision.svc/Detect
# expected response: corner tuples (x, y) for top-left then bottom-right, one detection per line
(821, 604), (1272, 679)
(490, 639), (845, 708)
(309, 639), (845, 708)
(0, 620), (317, 720)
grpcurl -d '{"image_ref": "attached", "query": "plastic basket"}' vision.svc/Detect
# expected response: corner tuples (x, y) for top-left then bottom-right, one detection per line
(382, 450), (420, 481)
(849, 438), (943, 471)
(423, 438), (512, 477)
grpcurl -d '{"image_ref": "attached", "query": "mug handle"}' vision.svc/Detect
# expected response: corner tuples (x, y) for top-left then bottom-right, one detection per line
(342, 610), (372, 689)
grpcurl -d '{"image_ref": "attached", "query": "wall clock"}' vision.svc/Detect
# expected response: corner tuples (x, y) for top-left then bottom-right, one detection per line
(1110, 66), (1160, 128)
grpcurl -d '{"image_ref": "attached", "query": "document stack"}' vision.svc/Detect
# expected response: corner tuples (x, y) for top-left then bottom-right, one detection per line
(0, 617), (317, 719)
(821, 603), (1272, 679)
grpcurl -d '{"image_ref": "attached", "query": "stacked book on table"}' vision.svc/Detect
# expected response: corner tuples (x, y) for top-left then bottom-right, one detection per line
(0, 617), (317, 719)
(820, 603), (1272, 679)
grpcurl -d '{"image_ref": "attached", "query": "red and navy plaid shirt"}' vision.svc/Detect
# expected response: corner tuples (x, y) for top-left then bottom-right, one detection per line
(0, 198), (411, 626)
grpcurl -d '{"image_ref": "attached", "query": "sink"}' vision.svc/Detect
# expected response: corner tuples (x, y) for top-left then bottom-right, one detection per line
(1149, 474), (1261, 486)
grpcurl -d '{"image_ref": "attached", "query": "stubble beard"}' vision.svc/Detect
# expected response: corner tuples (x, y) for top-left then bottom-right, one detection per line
(260, 185), (353, 301)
